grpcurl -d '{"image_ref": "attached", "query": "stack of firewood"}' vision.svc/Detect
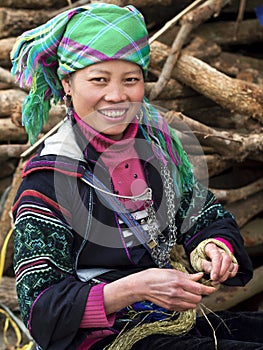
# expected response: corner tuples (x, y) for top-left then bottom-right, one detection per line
(0, 0), (262, 328)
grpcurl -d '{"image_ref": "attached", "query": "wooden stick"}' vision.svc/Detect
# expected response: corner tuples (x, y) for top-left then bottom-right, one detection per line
(20, 117), (67, 159)
(148, 0), (205, 44)
(149, 0), (231, 100)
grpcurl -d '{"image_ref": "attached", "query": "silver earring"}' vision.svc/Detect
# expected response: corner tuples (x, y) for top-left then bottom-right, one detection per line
(63, 93), (74, 119)
(136, 109), (143, 122)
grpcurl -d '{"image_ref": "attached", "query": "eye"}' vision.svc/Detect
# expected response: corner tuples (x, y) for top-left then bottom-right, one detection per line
(125, 77), (140, 84)
(90, 77), (107, 83)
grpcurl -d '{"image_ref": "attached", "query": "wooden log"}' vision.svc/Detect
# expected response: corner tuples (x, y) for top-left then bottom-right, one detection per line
(190, 154), (232, 179)
(209, 52), (263, 79)
(145, 79), (197, 100)
(211, 177), (263, 204)
(164, 110), (263, 162)
(226, 190), (263, 228)
(241, 218), (263, 247)
(0, 277), (18, 311)
(153, 95), (216, 113)
(0, 144), (28, 161)
(202, 266), (263, 312)
(0, 37), (16, 68)
(0, 103), (65, 143)
(150, 42), (263, 122)
(188, 106), (257, 131)
(149, 0), (231, 100)
(172, 54), (263, 122)
(0, 160), (17, 179)
(0, 8), (51, 39)
(0, 66), (26, 90)
(159, 19), (263, 47)
(195, 19), (263, 46)
(0, 89), (27, 117)
(0, 118), (27, 143)
(0, 0), (69, 8)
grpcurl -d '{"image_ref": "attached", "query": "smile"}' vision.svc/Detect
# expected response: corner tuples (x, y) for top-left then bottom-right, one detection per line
(99, 109), (127, 118)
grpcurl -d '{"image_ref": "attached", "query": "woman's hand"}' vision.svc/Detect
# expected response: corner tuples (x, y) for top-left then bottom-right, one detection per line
(136, 268), (216, 312)
(103, 268), (216, 315)
(190, 242), (239, 285)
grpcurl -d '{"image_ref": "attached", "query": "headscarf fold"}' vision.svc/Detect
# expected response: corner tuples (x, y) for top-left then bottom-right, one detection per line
(11, 3), (149, 144)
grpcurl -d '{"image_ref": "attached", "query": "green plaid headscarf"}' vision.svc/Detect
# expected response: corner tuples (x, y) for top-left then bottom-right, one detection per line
(11, 3), (150, 144)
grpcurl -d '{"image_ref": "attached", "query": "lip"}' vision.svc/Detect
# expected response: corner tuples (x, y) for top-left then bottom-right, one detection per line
(98, 108), (129, 122)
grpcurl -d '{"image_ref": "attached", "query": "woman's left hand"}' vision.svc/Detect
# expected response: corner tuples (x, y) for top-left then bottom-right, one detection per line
(191, 242), (239, 285)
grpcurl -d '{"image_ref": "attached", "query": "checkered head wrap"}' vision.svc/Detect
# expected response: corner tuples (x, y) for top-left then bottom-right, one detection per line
(10, 3), (150, 144)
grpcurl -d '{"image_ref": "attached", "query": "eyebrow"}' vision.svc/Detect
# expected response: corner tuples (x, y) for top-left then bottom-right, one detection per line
(88, 68), (142, 75)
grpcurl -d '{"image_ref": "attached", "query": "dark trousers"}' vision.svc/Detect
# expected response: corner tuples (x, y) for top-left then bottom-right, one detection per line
(92, 311), (263, 349)
(133, 311), (263, 349)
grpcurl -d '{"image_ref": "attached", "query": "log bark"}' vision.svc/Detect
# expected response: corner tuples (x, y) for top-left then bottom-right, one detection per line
(190, 154), (232, 179)
(0, 8), (51, 39)
(149, 0), (231, 100)
(0, 160), (17, 179)
(0, 118), (27, 143)
(0, 67), (26, 90)
(172, 54), (263, 121)
(150, 42), (263, 122)
(154, 95), (216, 113)
(226, 190), (263, 228)
(241, 218), (263, 247)
(209, 52), (263, 79)
(0, 0), (70, 8)
(0, 277), (18, 311)
(0, 89), (27, 117)
(0, 37), (16, 68)
(164, 110), (263, 162)
(211, 177), (263, 204)
(145, 79), (197, 100)
(202, 266), (263, 312)
(0, 144), (28, 161)
(195, 19), (263, 46)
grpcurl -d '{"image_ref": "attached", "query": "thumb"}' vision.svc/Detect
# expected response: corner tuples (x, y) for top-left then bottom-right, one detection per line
(189, 272), (204, 282)
(201, 260), (213, 275)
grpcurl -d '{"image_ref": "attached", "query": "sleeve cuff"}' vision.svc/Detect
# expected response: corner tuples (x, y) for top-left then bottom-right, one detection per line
(80, 283), (116, 328)
(214, 237), (234, 254)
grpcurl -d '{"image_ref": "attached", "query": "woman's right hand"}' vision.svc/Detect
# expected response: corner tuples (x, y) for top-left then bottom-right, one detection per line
(135, 268), (216, 312)
(103, 268), (216, 315)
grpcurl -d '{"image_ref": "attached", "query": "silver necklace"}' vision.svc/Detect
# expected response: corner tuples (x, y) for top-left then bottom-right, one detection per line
(144, 164), (177, 267)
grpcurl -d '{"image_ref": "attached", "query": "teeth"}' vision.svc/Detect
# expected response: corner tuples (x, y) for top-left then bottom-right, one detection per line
(100, 109), (126, 118)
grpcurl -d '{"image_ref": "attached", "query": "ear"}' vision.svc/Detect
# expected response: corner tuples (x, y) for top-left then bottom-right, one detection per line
(61, 75), (71, 95)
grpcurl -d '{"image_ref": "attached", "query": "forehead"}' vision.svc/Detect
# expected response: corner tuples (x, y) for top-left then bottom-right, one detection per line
(78, 60), (143, 75)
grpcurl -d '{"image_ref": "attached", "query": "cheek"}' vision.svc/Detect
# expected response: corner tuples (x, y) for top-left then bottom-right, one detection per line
(131, 85), (145, 101)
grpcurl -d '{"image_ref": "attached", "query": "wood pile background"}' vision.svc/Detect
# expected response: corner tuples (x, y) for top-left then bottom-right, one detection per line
(0, 0), (262, 347)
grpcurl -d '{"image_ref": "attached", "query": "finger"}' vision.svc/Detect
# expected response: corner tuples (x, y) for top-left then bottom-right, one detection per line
(205, 243), (223, 281)
(218, 262), (239, 283)
(186, 274), (216, 296)
(216, 253), (233, 280)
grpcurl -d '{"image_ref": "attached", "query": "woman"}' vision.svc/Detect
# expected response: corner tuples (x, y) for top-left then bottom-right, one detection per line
(11, 3), (262, 350)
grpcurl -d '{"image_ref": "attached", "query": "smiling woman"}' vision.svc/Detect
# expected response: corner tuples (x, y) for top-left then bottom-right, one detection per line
(62, 60), (145, 140)
(10, 2), (263, 350)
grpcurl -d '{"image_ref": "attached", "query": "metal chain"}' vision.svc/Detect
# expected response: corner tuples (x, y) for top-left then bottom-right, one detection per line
(145, 164), (178, 267)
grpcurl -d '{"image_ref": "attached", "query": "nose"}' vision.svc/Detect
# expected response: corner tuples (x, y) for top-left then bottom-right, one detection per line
(104, 82), (126, 102)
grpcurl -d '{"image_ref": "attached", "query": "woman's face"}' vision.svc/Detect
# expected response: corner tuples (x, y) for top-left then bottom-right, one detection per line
(62, 60), (145, 140)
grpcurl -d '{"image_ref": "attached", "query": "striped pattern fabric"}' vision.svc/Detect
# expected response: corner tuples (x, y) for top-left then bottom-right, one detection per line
(10, 4), (149, 144)
(13, 187), (74, 323)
